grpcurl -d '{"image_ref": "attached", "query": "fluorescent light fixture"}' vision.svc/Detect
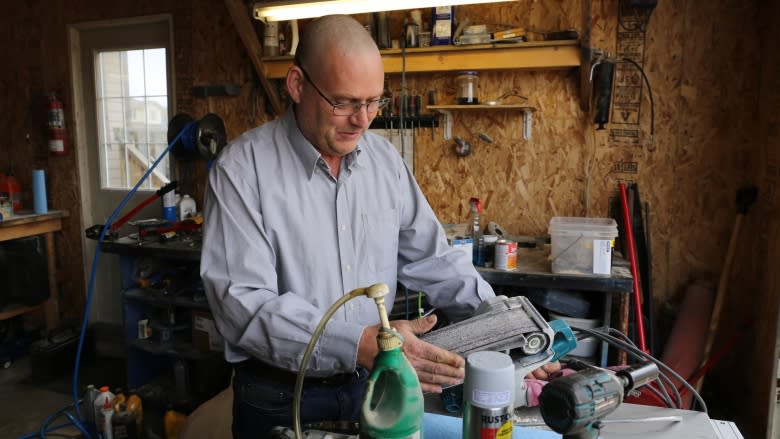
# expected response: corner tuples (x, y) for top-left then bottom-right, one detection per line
(253, 0), (514, 22)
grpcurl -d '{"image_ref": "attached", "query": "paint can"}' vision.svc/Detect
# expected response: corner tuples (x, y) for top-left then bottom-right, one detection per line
(494, 239), (517, 271)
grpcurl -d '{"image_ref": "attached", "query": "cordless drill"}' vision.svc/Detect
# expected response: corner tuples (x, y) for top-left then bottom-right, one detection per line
(539, 361), (659, 439)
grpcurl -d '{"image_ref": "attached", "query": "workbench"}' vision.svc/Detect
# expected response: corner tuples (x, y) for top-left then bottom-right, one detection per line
(0, 210), (67, 333)
(476, 246), (634, 366)
(424, 394), (742, 438)
(104, 234), (634, 367)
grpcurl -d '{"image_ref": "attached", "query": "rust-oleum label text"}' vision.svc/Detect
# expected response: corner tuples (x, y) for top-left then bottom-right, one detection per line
(480, 413), (511, 425)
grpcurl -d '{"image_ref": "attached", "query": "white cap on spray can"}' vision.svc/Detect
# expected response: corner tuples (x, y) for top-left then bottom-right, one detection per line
(462, 351), (515, 439)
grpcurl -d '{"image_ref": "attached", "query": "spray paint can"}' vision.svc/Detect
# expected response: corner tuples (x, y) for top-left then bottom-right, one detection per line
(463, 351), (515, 439)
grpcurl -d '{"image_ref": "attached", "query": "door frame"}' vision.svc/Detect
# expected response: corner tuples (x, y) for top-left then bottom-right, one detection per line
(68, 14), (176, 324)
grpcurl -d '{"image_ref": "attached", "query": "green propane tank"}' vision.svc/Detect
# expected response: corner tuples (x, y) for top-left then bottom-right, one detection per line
(360, 286), (424, 439)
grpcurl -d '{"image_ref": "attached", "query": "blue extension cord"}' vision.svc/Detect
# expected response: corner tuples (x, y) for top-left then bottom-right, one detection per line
(18, 122), (197, 439)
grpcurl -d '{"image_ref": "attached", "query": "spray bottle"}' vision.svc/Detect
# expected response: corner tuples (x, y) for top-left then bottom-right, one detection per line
(470, 197), (485, 267)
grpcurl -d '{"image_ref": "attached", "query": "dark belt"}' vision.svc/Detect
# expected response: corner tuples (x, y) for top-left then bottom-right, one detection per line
(236, 358), (363, 387)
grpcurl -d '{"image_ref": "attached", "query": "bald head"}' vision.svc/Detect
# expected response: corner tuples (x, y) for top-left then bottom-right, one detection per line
(286, 14), (385, 164)
(295, 15), (381, 73)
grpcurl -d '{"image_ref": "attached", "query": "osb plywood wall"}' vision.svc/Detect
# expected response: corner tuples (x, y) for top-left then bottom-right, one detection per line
(0, 0), (772, 433)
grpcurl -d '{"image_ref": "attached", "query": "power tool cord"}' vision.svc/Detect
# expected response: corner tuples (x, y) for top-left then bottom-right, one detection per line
(600, 328), (681, 409)
(573, 326), (708, 413)
(622, 57), (655, 151)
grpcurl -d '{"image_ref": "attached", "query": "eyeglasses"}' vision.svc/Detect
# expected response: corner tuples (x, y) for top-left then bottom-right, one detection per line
(299, 66), (390, 117)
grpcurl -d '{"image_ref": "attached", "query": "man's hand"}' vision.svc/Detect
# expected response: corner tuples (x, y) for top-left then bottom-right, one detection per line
(358, 314), (464, 394)
(525, 360), (562, 380)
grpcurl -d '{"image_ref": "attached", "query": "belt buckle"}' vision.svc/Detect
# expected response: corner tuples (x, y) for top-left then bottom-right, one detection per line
(321, 373), (346, 386)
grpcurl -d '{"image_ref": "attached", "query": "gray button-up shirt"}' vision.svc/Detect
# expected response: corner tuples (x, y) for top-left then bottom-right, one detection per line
(200, 109), (494, 376)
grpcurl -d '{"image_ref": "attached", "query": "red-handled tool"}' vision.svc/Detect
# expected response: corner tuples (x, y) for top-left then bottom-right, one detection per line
(619, 182), (649, 353)
(85, 181), (178, 240)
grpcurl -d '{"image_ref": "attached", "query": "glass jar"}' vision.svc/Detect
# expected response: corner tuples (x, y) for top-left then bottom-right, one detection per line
(456, 71), (479, 104)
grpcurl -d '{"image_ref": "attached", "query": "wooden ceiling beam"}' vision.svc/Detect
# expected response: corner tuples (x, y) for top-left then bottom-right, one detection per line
(224, 0), (284, 116)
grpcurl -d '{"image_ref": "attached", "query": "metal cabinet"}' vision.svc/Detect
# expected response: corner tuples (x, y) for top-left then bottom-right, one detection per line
(102, 237), (230, 411)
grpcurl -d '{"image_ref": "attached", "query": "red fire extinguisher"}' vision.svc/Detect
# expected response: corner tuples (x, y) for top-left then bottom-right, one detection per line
(46, 92), (67, 156)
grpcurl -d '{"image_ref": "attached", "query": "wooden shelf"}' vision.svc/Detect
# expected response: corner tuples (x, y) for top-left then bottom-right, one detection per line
(261, 40), (581, 79)
(427, 104), (536, 110)
(130, 339), (219, 361)
(0, 304), (42, 321)
(124, 288), (211, 311)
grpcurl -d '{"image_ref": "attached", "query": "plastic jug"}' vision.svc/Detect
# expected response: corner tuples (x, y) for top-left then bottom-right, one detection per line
(83, 384), (99, 426)
(112, 388), (126, 412)
(0, 172), (7, 199)
(94, 386), (116, 438)
(164, 407), (187, 439)
(5, 171), (22, 212)
(360, 345), (424, 438)
(178, 194), (196, 220)
(126, 390), (144, 435)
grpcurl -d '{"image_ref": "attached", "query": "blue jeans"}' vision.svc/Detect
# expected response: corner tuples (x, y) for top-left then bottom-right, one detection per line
(232, 362), (369, 438)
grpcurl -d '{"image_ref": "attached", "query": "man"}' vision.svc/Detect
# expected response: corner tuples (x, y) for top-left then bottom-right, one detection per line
(200, 14), (555, 437)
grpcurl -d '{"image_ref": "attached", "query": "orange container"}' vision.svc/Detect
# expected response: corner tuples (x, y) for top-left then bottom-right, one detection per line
(5, 172), (22, 212)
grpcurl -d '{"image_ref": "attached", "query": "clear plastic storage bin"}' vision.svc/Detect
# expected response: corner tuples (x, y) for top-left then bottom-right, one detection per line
(548, 217), (618, 275)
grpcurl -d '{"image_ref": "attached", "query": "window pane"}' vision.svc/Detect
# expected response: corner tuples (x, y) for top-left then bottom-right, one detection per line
(147, 96), (168, 142)
(126, 50), (146, 97)
(95, 47), (170, 190)
(96, 52), (119, 99)
(104, 143), (128, 188)
(103, 98), (126, 142)
(145, 49), (168, 96)
(126, 98), (148, 144)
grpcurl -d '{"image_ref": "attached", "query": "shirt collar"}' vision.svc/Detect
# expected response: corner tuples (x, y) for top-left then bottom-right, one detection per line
(284, 107), (364, 180)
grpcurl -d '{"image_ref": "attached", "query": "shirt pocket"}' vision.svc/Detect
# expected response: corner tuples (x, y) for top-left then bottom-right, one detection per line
(361, 208), (399, 273)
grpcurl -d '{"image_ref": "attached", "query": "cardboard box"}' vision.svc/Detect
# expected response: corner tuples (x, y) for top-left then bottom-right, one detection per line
(491, 27), (527, 41)
(192, 310), (224, 353)
(432, 6), (454, 45)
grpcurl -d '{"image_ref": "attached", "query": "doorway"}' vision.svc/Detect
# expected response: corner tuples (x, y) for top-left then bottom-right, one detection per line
(69, 15), (175, 328)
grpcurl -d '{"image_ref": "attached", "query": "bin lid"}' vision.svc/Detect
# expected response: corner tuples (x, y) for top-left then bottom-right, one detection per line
(548, 216), (618, 235)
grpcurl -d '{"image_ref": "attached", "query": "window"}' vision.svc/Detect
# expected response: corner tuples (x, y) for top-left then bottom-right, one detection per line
(95, 48), (170, 190)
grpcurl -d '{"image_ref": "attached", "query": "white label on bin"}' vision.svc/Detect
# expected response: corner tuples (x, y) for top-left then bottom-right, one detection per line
(593, 239), (612, 274)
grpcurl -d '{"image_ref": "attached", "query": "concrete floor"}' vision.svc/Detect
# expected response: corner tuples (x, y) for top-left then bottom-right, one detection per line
(0, 323), (127, 439)
(0, 355), (86, 438)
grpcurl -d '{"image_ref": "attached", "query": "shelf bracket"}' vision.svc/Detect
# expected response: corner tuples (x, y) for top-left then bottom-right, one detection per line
(522, 108), (535, 140)
(439, 110), (453, 140)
